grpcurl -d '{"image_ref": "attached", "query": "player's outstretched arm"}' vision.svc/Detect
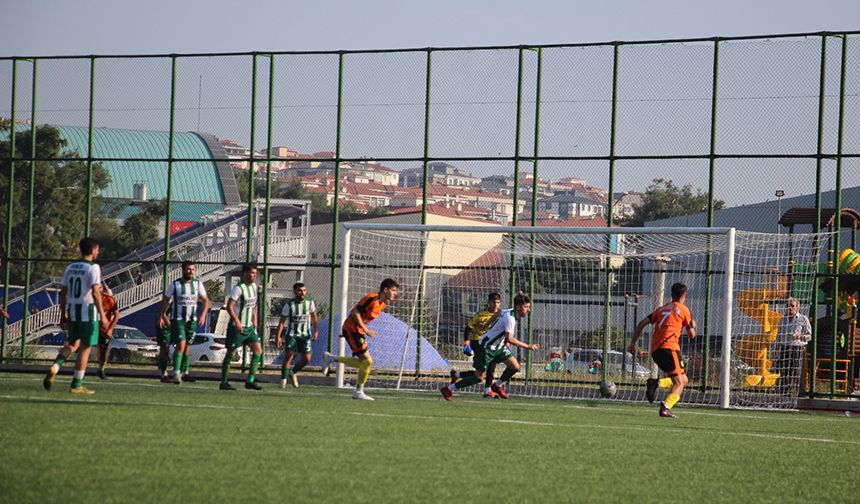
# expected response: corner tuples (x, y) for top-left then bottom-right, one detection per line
(227, 298), (242, 331)
(275, 317), (287, 348)
(507, 333), (539, 351)
(351, 308), (376, 337)
(686, 319), (698, 339)
(198, 294), (210, 328)
(156, 296), (170, 329)
(628, 317), (651, 354)
(311, 311), (319, 340)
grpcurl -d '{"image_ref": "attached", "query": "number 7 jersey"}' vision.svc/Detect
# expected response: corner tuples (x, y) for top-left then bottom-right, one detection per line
(62, 260), (102, 322)
(649, 301), (692, 353)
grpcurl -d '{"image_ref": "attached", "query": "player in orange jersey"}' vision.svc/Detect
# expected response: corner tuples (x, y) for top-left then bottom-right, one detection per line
(96, 284), (120, 379)
(628, 282), (697, 418)
(322, 278), (399, 401)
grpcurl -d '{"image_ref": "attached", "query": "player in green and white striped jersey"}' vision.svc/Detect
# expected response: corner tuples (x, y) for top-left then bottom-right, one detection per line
(275, 282), (318, 388)
(440, 293), (538, 401)
(158, 260), (209, 384)
(43, 237), (108, 395)
(221, 263), (262, 391)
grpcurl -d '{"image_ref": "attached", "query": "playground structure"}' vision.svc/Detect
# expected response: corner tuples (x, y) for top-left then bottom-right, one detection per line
(736, 207), (860, 394)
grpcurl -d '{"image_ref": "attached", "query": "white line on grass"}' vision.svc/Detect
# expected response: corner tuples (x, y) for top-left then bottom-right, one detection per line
(345, 410), (860, 445)
(1, 393), (857, 446)
(2, 374), (855, 424)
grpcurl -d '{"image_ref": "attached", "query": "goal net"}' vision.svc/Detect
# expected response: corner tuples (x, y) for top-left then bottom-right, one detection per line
(336, 223), (827, 409)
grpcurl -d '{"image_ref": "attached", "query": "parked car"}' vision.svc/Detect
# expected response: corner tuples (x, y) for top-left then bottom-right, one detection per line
(178, 333), (244, 365)
(565, 348), (650, 379)
(107, 325), (160, 363)
(31, 325), (158, 363)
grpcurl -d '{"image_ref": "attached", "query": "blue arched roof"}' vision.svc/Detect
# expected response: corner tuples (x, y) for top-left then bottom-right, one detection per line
(53, 125), (226, 203)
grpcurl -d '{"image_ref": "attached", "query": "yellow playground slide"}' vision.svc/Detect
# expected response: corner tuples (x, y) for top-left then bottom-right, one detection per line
(735, 288), (783, 388)
(735, 249), (859, 388)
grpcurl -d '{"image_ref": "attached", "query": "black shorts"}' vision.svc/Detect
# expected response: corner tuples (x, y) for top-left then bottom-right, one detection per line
(342, 330), (368, 356)
(651, 349), (685, 377)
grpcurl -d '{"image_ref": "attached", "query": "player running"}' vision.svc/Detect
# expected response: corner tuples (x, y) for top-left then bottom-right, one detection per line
(450, 292), (502, 398)
(321, 278), (400, 401)
(220, 263), (262, 391)
(628, 282), (697, 418)
(95, 283), (120, 380)
(276, 282), (318, 388)
(43, 237), (108, 394)
(158, 260), (209, 385)
(441, 292), (538, 401)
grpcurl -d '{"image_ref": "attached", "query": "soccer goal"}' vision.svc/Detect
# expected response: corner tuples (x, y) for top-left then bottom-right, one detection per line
(335, 223), (827, 410)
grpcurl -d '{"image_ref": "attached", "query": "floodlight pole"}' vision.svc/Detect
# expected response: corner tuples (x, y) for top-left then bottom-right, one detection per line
(701, 38), (720, 392)
(809, 34), (828, 399)
(1, 59), (18, 362)
(21, 59), (38, 358)
(601, 43), (620, 384)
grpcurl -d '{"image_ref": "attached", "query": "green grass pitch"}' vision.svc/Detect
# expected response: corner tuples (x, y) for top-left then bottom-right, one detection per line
(1, 372), (858, 503)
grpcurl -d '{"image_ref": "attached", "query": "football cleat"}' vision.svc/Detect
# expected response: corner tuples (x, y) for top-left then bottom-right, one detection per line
(483, 390), (497, 399)
(321, 352), (337, 376)
(280, 378), (288, 389)
(449, 370), (459, 384)
(182, 374), (196, 383)
(646, 378), (658, 404)
(440, 386), (453, 401)
(288, 371), (299, 388)
(491, 383), (509, 400)
(43, 367), (57, 391)
(97, 369), (108, 380)
(219, 382), (236, 391)
(69, 386), (95, 395)
(160, 375), (172, 383)
(173, 374), (182, 385)
(245, 381), (263, 391)
(352, 390), (375, 401)
(659, 403), (677, 418)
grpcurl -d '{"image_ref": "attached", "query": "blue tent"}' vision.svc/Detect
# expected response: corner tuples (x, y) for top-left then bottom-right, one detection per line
(273, 312), (449, 372)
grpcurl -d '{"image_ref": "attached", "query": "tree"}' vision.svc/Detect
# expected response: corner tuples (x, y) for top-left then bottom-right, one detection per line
(91, 200), (167, 261)
(623, 178), (725, 227)
(0, 122), (112, 284)
(204, 279), (224, 305)
(234, 167), (272, 203)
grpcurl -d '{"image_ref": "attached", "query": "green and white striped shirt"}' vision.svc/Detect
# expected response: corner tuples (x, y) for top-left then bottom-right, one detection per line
(165, 278), (207, 322)
(62, 260), (102, 322)
(478, 309), (516, 352)
(229, 282), (257, 328)
(281, 298), (316, 338)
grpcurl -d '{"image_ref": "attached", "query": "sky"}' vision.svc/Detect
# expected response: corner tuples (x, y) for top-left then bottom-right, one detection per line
(1, 0), (858, 56)
(1, 1), (858, 207)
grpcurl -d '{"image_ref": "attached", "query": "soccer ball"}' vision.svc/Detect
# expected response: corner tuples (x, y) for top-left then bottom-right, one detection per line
(599, 380), (617, 398)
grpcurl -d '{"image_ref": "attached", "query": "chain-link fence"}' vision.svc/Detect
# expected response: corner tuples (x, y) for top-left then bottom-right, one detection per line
(1, 31), (859, 400)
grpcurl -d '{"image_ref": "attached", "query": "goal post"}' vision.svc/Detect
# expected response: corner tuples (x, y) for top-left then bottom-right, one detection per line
(335, 223), (826, 410)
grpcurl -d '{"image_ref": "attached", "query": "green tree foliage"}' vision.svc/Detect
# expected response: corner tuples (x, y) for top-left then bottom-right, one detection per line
(624, 178), (725, 227)
(1, 121), (169, 284)
(91, 200), (167, 261)
(0, 122), (112, 283)
(234, 168), (271, 203)
(204, 279), (224, 305)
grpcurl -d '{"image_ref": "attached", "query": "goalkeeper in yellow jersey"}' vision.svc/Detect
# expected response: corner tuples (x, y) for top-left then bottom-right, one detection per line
(449, 292), (502, 398)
